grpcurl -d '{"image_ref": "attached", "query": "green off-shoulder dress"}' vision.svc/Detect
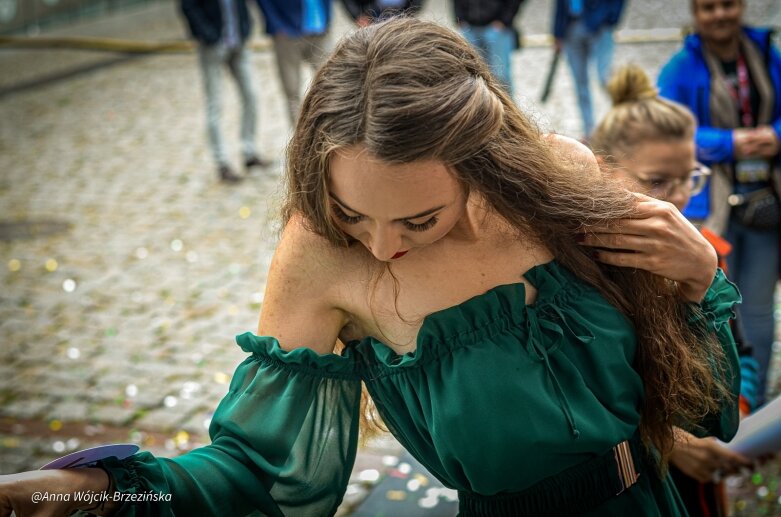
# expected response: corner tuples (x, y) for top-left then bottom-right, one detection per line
(99, 260), (741, 516)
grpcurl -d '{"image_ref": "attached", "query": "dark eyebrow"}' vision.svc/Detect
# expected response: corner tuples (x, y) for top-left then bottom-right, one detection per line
(329, 194), (446, 221)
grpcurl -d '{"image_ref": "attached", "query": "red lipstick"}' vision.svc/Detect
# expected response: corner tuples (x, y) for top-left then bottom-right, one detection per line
(391, 251), (408, 259)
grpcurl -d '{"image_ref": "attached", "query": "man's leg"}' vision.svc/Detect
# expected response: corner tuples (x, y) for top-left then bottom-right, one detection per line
(302, 32), (331, 71)
(482, 24), (515, 96)
(593, 26), (616, 90)
(227, 45), (261, 165)
(272, 34), (303, 125)
(725, 219), (780, 407)
(460, 25), (488, 62)
(563, 20), (594, 136)
(298, 33), (331, 119)
(198, 44), (229, 168)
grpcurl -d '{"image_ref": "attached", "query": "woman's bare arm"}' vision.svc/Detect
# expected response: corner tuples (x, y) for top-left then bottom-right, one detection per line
(258, 215), (349, 354)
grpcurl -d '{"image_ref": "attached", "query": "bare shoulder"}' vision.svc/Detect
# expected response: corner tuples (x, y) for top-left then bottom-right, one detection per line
(544, 133), (600, 176)
(258, 214), (353, 353)
(273, 214), (350, 285)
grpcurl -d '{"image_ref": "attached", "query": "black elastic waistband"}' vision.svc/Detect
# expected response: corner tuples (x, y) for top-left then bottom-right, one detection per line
(457, 433), (646, 517)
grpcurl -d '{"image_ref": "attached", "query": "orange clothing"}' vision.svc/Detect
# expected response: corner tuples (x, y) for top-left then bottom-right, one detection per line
(701, 227), (732, 275)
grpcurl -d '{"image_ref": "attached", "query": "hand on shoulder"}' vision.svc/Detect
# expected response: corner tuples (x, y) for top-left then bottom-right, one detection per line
(578, 193), (718, 303)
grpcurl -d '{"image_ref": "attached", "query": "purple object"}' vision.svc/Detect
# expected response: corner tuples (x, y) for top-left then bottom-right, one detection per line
(39, 444), (139, 470)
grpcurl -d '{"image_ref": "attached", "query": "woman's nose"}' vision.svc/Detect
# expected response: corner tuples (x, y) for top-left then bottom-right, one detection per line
(369, 225), (403, 261)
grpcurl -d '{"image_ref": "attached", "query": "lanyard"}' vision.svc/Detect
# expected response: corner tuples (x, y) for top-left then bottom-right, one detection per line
(724, 53), (755, 127)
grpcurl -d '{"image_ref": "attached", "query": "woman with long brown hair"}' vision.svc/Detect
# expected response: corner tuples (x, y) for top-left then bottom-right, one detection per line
(0, 18), (739, 517)
(592, 63), (756, 517)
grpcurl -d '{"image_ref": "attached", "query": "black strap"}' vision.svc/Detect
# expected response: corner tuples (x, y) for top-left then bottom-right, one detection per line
(457, 434), (646, 517)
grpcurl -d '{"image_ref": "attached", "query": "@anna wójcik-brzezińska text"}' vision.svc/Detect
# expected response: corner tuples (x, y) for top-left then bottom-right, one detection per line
(31, 489), (172, 505)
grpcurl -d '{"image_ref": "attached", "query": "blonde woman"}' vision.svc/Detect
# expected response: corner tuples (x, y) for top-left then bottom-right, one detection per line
(0, 20), (739, 517)
(591, 63), (757, 517)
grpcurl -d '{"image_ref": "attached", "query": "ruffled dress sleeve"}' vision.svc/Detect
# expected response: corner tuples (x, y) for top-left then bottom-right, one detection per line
(98, 332), (362, 516)
(685, 268), (742, 441)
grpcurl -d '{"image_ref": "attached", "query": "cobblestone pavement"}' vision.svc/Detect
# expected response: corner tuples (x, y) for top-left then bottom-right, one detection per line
(1, 0), (780, 515)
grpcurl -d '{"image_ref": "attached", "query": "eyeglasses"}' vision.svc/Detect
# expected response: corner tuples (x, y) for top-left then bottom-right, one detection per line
(634, 163), (711, 199)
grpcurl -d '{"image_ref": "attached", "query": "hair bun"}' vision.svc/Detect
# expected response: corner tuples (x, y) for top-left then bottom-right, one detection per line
(606, 64), (658, 106)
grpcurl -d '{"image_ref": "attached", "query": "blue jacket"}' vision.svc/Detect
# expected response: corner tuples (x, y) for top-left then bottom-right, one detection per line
(658, 28), (781, 219)
(256, 0), (331, 36)
(552, 0), (625, 39)
(181, 0), (252, 45)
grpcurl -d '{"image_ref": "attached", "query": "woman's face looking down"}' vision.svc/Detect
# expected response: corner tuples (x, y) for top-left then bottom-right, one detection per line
(328, 145), (469, 262)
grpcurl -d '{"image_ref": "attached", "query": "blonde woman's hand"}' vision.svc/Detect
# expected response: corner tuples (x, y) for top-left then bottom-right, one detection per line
(671, 429), (753, 483)
(579, 193), (718, 303)
(0, 467), (111, 517)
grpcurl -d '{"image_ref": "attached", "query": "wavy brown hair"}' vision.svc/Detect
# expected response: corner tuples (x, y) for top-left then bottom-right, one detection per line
(281, 17), (730, 467)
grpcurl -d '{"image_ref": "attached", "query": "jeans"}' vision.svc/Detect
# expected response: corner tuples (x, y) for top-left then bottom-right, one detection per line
(563, 19), (615, 136)
(724, 216), (779, 406)
(461, 24), (516, 95)
(198, 43), (257, 166)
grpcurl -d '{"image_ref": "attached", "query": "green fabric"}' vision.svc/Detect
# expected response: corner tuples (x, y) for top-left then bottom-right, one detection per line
(684, 273), (743, 441)
(99, 260), (740, 516)
(100, 339), (362, 516)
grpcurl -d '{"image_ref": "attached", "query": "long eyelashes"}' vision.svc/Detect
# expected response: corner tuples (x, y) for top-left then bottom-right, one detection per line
(331, 204), (364, 224)
(403, 217), (438, 232)
(330, 204), (439, 232)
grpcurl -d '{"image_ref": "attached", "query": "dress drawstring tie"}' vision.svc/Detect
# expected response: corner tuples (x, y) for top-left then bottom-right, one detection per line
(526, 305), (596, 439)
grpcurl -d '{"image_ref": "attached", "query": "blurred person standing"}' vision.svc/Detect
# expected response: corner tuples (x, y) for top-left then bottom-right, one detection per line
(592, 64), (759, 517)
(181, 0), (268, 183)
(553, 0), (626, 138)
(340, 0), (423, 27)
(453, 0), (525, 96)
(257, 0), (333, 124)
(658, 0), (781, 407)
